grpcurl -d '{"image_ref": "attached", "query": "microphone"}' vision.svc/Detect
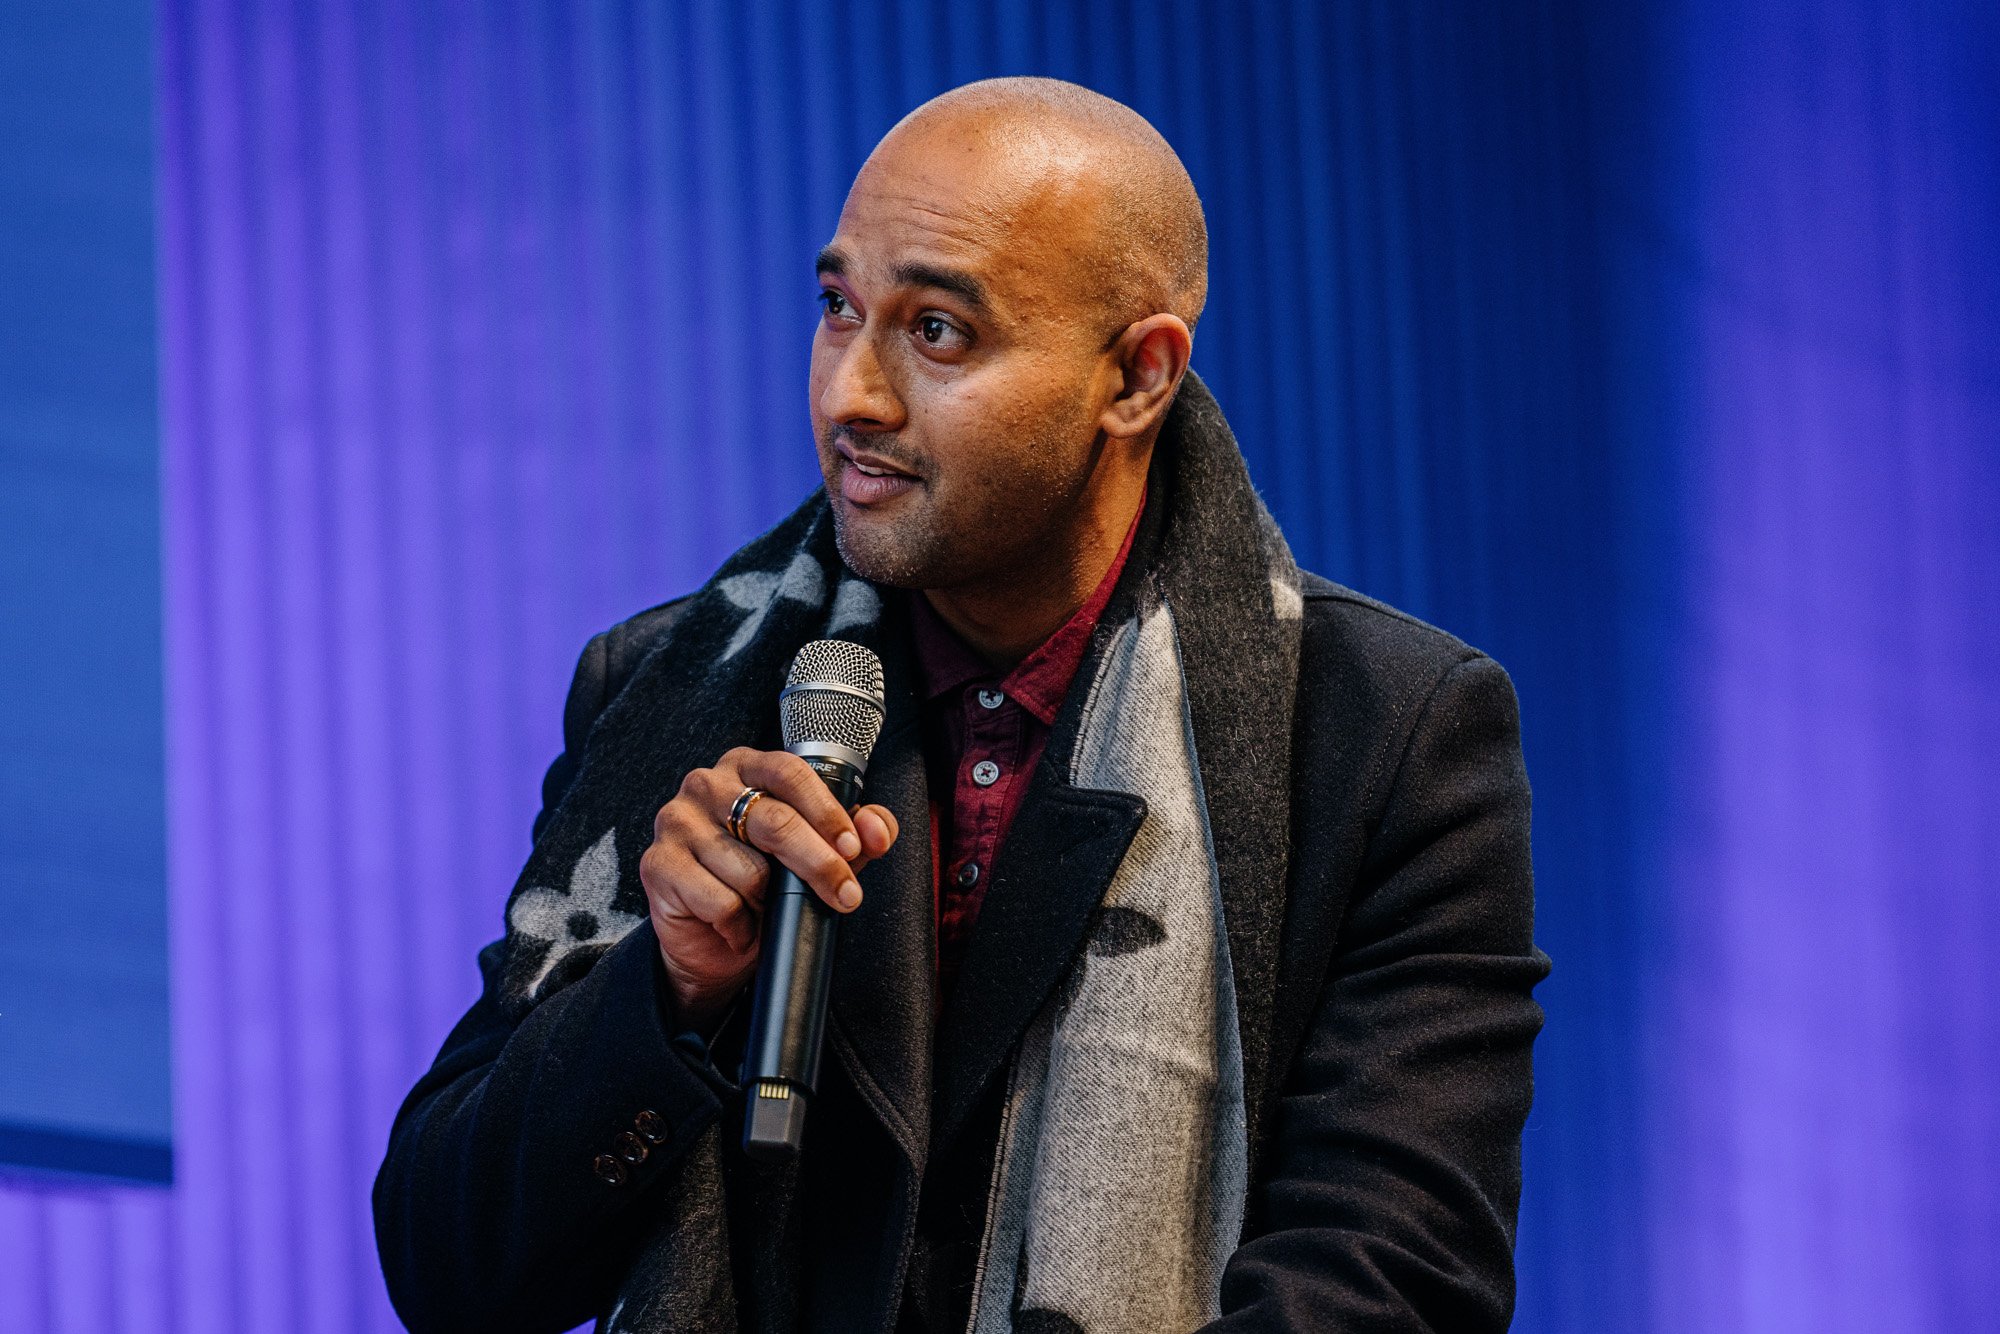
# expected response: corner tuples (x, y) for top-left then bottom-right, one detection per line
(740, 638), (886, 1159)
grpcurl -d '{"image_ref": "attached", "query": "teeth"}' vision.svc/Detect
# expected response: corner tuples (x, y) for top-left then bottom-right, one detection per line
(856, 462), (887, 476)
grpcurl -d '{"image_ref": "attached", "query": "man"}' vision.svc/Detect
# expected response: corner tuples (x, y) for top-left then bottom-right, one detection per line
(374, 77), (1548, 1334)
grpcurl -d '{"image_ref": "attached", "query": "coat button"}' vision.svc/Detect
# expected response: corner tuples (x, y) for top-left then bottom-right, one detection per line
(593, 1153), (628, 1186)
(614, 1131), (649, 1165)
(634, 1109), (668, 1144)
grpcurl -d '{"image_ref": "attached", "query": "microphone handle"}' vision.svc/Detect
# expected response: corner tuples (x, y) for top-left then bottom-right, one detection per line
(740, 756), (863, 1159)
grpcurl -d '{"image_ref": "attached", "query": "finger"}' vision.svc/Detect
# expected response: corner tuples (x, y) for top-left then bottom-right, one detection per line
(733, 750), (863, 861)
(690, 826), (771, 907)
(645, 843), (761, 953)
(740, 795), (863, 912)
(852, 804), (899, 859)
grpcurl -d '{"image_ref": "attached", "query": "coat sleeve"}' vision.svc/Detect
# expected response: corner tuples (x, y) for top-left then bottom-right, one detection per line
(372, 631), (734, 1334)
(1209, 653), (1551, 1332)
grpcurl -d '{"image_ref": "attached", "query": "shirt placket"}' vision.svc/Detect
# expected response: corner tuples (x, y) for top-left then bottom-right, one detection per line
(942, 681), (1025, 953)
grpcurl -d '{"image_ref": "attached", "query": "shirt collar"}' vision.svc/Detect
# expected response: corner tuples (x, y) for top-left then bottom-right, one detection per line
(908, 489), (1146, 727)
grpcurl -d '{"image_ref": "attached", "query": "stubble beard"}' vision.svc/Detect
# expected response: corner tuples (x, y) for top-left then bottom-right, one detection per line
(830, 495), (950, 588)
(826, 426), (1093, 595)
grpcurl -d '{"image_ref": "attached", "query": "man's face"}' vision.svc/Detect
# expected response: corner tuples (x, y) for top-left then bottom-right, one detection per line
(809, 126), (1120, 591)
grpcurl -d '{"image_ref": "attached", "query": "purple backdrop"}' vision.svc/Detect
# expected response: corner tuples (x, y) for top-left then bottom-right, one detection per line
(1641, 6), (2000, 1325)
(0, 2), (1994, 1331)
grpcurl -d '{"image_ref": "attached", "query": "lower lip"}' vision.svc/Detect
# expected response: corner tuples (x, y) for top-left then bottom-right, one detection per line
(838, 460), (920, 506)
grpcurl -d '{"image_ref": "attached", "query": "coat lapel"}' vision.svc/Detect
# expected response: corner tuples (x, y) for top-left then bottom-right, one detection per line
(932, 762), (1146, 1156)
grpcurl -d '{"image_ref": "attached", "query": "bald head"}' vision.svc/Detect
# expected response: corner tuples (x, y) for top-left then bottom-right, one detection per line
(875, 77), (1209, 333)
(809, 79), (1205, 642)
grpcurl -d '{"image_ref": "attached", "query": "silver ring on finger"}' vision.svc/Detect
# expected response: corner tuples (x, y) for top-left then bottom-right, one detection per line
(726, 786), (767, 845)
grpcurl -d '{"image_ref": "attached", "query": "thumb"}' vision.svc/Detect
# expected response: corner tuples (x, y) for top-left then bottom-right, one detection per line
(851, 804), (900, 861)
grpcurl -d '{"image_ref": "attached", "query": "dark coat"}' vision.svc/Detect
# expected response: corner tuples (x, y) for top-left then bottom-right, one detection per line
(374, 563), (1549, 1333)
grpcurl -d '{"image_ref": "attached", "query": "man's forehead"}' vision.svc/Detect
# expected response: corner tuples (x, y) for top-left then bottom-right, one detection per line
(834, 146), (1026, 256)
(824, 151), (1102, 307)
(831, 189), (1000, 262)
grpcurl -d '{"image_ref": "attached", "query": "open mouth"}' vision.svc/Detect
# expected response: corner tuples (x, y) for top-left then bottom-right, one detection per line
(835, 445), (921, 506)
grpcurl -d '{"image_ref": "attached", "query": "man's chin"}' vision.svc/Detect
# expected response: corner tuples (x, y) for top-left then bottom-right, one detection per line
(829, 508), (935, 590)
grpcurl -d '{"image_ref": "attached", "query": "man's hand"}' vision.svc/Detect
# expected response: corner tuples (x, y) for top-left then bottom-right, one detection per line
(640, 746), (900, 1032)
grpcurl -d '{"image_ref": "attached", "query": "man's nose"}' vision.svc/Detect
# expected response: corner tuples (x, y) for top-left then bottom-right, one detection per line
(819, 332), (906, 433)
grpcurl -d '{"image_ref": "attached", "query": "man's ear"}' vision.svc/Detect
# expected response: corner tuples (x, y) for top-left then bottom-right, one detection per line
(1099, 314), (1193, 440)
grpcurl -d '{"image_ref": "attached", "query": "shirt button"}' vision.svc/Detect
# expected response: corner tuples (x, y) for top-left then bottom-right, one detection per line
(593, 1153), (628, 1187)
(971, 759), (1000, 787)
(954, 861), (981, 888)
(976, 688), (1005, 710)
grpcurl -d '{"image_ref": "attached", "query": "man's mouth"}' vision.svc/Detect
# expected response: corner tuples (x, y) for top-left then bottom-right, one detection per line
(834, 443), (921, 507)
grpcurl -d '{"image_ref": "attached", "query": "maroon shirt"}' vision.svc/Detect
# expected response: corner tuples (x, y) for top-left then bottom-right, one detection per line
(908, 499), (1143, 1005)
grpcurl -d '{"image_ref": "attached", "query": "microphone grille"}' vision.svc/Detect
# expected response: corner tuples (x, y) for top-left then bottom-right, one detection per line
(780, 639), (886, 761)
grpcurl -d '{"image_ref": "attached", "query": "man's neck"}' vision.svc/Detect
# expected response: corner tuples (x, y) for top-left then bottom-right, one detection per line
(920, 476), (1147, 670)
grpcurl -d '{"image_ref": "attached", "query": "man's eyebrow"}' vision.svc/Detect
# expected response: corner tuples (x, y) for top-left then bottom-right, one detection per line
(814, 248), (993, 314)
(892, 261), (990, 313)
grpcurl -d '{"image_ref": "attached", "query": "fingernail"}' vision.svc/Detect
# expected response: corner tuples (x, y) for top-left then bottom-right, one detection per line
(838, 881), (862, 910)
(836, 831), (861, 859)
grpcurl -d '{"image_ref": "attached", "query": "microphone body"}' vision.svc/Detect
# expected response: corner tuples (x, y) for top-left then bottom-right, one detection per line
(740, 640), (885, 1160)
(740, 753), (861, 1157)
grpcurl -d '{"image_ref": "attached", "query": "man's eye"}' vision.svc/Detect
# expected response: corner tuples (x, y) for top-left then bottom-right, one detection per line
(818, 289), (853, 320)
(915, 314), (963, 348)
